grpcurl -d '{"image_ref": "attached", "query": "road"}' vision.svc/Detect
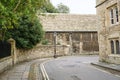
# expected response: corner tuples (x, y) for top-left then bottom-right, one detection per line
(41, 56), (120, 80)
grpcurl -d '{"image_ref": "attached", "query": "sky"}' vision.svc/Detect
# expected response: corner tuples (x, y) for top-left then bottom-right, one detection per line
(50, 0), (96, 14)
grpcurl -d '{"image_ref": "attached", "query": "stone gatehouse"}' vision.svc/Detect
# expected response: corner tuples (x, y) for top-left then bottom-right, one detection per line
(96, 0), (120, 64)
(39, 13), (99, 55)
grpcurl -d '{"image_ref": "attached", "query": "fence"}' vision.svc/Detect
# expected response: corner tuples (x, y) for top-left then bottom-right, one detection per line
(0, 41), (11, 59)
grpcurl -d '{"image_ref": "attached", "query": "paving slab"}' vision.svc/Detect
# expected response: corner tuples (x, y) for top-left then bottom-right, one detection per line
(0, 58), (51, 80)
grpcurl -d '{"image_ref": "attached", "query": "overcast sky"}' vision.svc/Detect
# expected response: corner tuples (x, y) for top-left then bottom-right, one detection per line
(50, 0), (96, 14)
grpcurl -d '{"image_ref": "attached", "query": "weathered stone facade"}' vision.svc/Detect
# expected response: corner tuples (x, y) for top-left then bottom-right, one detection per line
(96, 0), (120, 64)
(39, 13), (99, 55)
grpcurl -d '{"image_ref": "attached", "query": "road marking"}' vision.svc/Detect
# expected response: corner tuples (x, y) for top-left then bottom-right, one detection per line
(40, 59), (56, 80)
(40, 63), (50, 80)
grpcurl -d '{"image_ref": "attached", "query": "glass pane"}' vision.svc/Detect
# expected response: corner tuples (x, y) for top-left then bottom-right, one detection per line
(111, 40), (114, 54)
(111, 9), (114, 18)
(110, 9), (114, 24)
(116, 40), (120, 54)
(115, 7), (119, 22)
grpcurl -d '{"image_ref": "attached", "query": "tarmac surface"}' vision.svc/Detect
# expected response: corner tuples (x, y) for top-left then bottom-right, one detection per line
(0, 56), (120, 80)
(42, 56), (120, 80)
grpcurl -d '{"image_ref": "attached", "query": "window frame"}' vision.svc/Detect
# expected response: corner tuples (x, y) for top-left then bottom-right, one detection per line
(110, 39), (120, 55)
(109, 5), (119, 25)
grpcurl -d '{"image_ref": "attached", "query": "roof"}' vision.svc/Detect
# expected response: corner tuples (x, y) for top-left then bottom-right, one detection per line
(38, 13), (97, 32)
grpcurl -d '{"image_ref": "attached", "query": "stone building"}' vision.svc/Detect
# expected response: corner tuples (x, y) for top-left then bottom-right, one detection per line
(39, 13), (99, 55)
(96, 0), (120, 64)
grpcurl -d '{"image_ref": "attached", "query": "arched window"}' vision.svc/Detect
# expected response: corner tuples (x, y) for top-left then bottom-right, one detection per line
(110, 40), (114, 54)
(116, 40), (120, 54)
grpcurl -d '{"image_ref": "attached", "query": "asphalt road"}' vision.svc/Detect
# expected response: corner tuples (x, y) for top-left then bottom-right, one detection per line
(42, 56), (120, 80)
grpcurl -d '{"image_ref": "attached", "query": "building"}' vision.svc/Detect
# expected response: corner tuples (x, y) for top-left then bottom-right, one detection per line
(39, 13), (99, 55)
(96, 0), (120, 64)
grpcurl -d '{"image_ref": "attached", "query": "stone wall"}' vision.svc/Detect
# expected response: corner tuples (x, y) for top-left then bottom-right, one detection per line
(0, 39), (14, 74)
(0, 57), (12, 73)
(0, 40), (70, 73)
(96, 0), (120, 64)
(15, 45), (70, 63)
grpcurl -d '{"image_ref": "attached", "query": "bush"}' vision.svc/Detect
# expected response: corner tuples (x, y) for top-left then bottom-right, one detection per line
(41, 39), (49, 45)
(5, 16), (44, 49)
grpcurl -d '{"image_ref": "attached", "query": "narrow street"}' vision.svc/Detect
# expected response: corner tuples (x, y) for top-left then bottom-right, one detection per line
(42, 56), (120, 80)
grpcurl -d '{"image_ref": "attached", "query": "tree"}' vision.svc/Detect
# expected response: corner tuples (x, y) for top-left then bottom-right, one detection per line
(5, 16), (44, 49)
(39, 1), (58, 13)
(1, 0), (59, 49)
(56, 3), (70, 13)
(0, 0), (47, 28)
(0, 0), (47, 40)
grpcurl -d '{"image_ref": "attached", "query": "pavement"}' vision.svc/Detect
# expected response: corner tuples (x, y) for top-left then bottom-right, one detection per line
(0, 58), (51, 80)
(91, 62), (120, 72)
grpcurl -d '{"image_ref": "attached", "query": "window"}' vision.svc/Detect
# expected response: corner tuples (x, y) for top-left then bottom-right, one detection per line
(110, 40), (114, 54)
(109, 6), (119, 25)
(110, 40), (120, 54)
(115, 7), (119, 22)
(116, 40), (120, 54)
(110, 9), (114, 24)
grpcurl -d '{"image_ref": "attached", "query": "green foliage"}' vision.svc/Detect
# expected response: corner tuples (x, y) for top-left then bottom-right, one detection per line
(0, 0), (45, 29)
(1, 0), (59, 49)
(39, 1), (58, 13)
(0, 0), (47, 41)
(5, 16), (44, 49)
(41, 39), (49, 45)
(56, 3), (70, 13)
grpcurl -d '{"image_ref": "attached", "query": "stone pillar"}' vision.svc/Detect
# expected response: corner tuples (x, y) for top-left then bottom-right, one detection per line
(79, 42), (83, 54)
(63, 45), (70, 56)
(8, 38), (16, 65)
(69, 33), (72, 55)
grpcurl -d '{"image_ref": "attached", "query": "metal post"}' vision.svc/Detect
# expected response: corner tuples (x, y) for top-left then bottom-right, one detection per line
(53, 32), (57, 58)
